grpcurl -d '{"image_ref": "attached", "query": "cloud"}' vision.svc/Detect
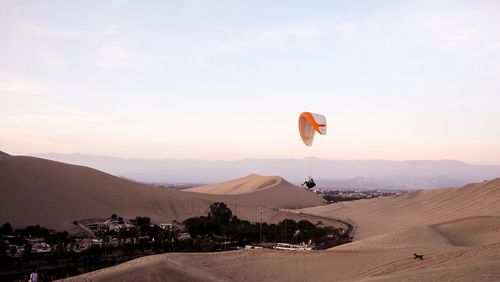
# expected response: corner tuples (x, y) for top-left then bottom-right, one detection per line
(30, 106), (102, 123)
(484, 42), (500, 49)
(25, 25), (79, 37)
(45, 106), (103, 123)
(97, 45), (130, 67)
(0, 76), (52, 95)
(212, 20), (327, 53)
(2, 106), (104, 128)
(111, 0), (129, 6)
(0, 127), (77, 155)
(0, 128), (61, 146)
(104, 24), (128, 35)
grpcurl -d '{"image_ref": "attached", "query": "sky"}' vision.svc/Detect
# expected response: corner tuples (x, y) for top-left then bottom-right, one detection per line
(1, 0), (500, 164)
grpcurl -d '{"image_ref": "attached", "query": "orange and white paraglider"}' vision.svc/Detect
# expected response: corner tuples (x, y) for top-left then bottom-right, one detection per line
(298, 112), (327, 146)
(298, 112), (327, 189)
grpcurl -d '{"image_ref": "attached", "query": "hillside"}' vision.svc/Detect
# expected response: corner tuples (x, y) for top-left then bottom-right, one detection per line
(65, 179), (500, 281)
(0, 154), (217, 230)
(303, 178), (500, 239)
(0, 154), (325, 230)
(185, 174), (325, 208)
(185, 174), (281, 194)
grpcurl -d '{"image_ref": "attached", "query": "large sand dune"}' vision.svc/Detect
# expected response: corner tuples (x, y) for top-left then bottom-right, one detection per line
(186, 174), (326, 209)
(64, 179), (500, 281)
(0, 154), (213, 230)
(0, 154), (324, 230)
(303, 179), (500, 239)
(185, 174), (281, 194)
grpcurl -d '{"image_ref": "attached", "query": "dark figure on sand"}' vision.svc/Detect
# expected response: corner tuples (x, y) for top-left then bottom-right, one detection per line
(302, 177), (316, 189)
(414, 253), (424, 260)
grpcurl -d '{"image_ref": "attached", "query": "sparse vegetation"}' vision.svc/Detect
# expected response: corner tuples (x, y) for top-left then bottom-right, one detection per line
(182, 202), (349, 251)
(0, 203), (349, 280)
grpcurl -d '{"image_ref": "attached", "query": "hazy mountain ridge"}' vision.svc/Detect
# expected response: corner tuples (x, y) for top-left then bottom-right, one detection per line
(33, 153), (500, 189)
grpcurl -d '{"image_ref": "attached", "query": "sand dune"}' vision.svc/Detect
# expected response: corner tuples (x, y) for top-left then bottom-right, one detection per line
(0, 154), (214, 230)
(185, 174), (281, 194)
(431, 216), (500, 247)
(190, 174), (326, 209)
(63, 242), (500, 282)
(303, 179), (500, 239)
(0, 154), (324, 230)
(63, 178), (500, 281)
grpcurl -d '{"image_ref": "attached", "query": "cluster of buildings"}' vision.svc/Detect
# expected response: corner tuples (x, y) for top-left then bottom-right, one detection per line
(83, 218), (176, 235)
(2, 236), (51, 257)
(244, 242), (314, 251)
(84, 218), (136, 234)
(82, 218), (192, 245)
(1, 234), (111, 257)
(316, 189), (402, 203)
(1, 218), (182, 258)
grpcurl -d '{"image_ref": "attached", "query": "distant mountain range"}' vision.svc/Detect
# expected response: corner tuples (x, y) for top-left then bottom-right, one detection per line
(33, 153), (500, 189)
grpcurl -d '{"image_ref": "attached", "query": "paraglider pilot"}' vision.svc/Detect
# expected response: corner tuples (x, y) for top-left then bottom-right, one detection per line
(302, 177), (316, 189)
(297, 112), (325, 191)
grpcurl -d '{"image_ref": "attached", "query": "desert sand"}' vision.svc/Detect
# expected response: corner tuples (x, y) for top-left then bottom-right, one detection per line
(185, 174), (282, 194)
(4, 152), (499, 281)
(62, 178), (500, 281)
(186, 173), (326, 209)
(0, 154), (325, 230)
(303, 179), (500, 239)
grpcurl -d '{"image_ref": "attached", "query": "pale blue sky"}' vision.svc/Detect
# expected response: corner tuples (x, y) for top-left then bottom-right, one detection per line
(1, 1), (499, 164)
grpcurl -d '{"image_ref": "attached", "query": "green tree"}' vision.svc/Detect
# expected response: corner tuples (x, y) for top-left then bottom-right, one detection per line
(183, 216), (215, 237)
(0, 222), (12, 235)
(23, 242), (32, 256)
(135, 216), (151, 226)
(208, 202), (232, 228)
(278, 219), (297, 243)
(0, 240), (13, 269)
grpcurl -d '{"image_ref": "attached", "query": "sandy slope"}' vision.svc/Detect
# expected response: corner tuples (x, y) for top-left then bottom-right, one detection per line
(0, 154), (324, 230)
(0, 155), (213, 230)
(185, 174), (326, 211)
(194, 174), (326, 210)
(185, 174), (281, 194)
(303, 179), (500, 239)
(62, 241), (500, 282)
(64, 179), (500, 281)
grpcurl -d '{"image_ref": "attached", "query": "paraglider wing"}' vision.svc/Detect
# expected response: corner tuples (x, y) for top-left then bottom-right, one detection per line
(298, 112), (327, 146)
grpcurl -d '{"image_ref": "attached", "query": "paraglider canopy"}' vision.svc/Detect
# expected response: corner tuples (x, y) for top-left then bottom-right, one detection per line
(298, 112), (327, 146)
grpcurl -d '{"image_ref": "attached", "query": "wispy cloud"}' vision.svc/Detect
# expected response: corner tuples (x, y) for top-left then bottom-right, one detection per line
(484, 42), (500, 49)
(25, 25), (79, 38)
(0, 128), (73, 153)
(0, 128), (59, 145)
(97, 45), (130, 67)
(12, 106), (103, 125)
(2, 106), (104, 131)
(210, 20), (328, 54)
(104, 24), (128, 35)
(0, 76), (52, 95)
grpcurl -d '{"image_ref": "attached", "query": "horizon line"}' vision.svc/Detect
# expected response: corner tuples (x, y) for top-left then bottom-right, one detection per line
(20, 151), (500, 166)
